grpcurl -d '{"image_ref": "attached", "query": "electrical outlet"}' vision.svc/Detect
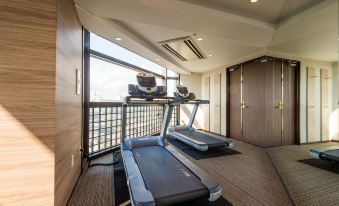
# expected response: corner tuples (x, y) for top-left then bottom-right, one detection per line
(71, 155), (74, 167)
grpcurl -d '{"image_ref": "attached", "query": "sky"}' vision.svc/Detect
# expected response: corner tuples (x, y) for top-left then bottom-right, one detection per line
(89, 33), (178, 101)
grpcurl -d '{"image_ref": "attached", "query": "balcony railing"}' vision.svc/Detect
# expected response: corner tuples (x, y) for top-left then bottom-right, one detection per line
(88, 102), (179, 155)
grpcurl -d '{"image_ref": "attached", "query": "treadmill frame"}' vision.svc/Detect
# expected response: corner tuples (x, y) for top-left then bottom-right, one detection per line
(168, 100), (234, 151)
(121, 96), (222, 206)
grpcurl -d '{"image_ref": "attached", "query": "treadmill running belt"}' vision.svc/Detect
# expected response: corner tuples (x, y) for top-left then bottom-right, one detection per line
(132, 146), (208, 204)
(323, 149), (339, 161)
(176, 130), (224, 145)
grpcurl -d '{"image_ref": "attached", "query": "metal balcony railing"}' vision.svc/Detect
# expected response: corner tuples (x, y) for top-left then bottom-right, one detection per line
(88, 102), (179, 155)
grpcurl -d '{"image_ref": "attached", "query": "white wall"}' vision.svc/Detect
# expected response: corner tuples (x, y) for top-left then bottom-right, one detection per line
(180, 73), (205, 129)
(201, 68), (227, 136)
(331, 62), (339, 140)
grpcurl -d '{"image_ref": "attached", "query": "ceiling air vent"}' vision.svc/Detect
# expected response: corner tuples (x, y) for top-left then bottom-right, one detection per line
(158, 36), (206, 61)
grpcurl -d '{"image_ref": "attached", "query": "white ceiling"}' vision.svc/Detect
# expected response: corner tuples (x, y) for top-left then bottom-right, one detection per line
(75, 0), (338, 74)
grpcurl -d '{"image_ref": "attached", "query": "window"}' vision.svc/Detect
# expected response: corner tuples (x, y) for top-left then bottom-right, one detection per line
(89, 33), (176, 102)
(90, 33), (166, 76)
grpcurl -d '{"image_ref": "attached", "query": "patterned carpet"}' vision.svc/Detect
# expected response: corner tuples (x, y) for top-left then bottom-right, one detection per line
(267, 142), (339, 206)
(68, 155), (115, 206)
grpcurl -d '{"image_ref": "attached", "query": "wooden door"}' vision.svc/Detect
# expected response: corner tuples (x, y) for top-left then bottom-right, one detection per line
(229, 67), (242, 140)
(213, 74), (221, 134)
(321, 69), (329, 141)
(265, 60), (283, 147)
(203, 77), (210, 131)
(242, 62), (266, 147)
(282, 61), (296, 145)
(307, 67), (318, 142)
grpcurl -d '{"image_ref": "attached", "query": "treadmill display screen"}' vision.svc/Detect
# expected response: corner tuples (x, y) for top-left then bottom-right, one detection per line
(177, 86), (188, 95)
(137, 76), (156, 87)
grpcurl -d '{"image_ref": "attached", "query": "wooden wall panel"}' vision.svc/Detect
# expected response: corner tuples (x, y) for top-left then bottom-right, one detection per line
(242, 62), (266, 147)
(55, 0), (82, 205)
(0, 0), (57, 205)
(265, 60), (283, 147)
(229, 68), (242, 140)
(282, 61), (296, 145)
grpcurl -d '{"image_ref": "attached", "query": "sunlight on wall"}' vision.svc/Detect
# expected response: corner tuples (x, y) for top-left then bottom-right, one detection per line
(180, 105), (204, 129)
(0, 104), (54, 206)
(329, 108), (339, 140)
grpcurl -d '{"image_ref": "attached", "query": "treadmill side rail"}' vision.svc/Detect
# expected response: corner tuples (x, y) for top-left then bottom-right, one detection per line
(122, 150), (155, 206)
(165, 145), (222, 201)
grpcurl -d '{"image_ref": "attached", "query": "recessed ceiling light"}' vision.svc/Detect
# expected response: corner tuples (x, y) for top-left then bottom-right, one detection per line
(250, 0), (258, 3)
(115, 37), (122, 41)
(197, 38), (203, 41)
(208, 54), (213, 57)
(155, 58), (160, 61)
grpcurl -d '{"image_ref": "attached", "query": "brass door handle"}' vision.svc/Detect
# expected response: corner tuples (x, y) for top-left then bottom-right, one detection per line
(241, 101), (248, 109)
(275, 101), (283, 110)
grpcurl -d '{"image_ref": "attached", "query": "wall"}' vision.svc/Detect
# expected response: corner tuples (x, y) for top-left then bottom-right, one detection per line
(192, 54), (336, 144)
(331, 62), (339, 140)
(201, 68), (227, 136)
(55, 0), (83, 205)
(298, 58), (333, 143)
(0, 0), (82, 205)
(0, 0), (57, 205)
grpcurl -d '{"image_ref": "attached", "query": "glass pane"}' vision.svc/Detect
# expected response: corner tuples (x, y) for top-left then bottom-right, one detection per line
(167, 69), (179, 77)
(90, 33), (166, 76)
(90, 57), (138, 101)
(167, 79), (178, 97)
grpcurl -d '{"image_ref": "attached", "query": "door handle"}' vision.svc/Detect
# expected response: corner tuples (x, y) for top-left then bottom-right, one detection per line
(241, 101), (248, 109)
(275, 101), (283, 110)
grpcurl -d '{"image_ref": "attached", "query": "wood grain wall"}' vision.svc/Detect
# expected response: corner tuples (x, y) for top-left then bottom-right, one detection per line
(55, 0), (82, 205)
(0, 0), (57, 205)
(0, 0), (82, 205)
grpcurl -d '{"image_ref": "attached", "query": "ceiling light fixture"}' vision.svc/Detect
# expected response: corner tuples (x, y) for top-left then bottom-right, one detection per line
(155, 58), (160, 61)
(250, 0), (258, 3)
(197, 38), (203, 41)
(208, 54), (213, 57)
(115, 37), (122, 41)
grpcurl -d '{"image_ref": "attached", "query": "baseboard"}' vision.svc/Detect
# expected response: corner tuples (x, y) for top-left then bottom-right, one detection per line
(299, 140), (339, 145)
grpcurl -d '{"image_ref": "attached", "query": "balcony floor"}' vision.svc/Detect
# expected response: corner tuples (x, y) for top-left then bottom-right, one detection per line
(68, 139), (293, 206)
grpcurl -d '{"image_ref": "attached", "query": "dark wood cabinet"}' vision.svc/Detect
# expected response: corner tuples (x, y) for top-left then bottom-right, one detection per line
(227, 56), (299, 148)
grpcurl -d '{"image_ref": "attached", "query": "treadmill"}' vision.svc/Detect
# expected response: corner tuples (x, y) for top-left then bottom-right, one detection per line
(167, 86), (234, 151)
(121, 73), (222, 206)
(309, 145), (339, 163)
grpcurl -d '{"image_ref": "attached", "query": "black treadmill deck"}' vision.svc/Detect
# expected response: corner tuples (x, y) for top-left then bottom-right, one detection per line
(132, 146), (208, 205)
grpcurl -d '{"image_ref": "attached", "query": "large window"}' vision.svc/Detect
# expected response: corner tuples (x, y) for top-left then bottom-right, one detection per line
(84, 30), (180, 157)
(89, 33), (177, 101)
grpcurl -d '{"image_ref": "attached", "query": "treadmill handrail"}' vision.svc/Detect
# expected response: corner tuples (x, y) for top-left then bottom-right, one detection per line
(124, 95), (175, 105)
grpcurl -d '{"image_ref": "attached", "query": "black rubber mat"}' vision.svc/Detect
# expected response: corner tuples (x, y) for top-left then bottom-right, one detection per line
(172, 196), (233, 206)
(298, 158), (339, 174)
(167, 139), (241, 160)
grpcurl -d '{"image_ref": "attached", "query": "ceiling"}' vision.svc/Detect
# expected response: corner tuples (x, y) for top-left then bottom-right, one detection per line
(75, 0), (338, 74)
(180, 0), (321, 24)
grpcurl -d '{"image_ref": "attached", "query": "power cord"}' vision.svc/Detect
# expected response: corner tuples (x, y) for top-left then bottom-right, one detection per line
(88, 151), (120, 168)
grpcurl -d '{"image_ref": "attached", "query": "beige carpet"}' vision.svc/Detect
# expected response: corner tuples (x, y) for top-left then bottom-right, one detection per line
(267, 142), (339, 206)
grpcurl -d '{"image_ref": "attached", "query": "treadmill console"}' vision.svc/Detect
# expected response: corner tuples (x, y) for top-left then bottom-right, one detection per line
(128, 73), (167, 98)
(175, 86), (195, 100)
